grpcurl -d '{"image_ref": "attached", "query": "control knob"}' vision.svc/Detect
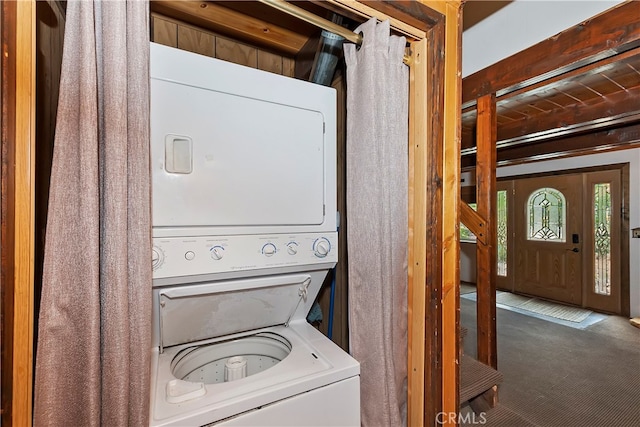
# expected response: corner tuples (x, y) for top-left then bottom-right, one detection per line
(262, 243), (277, 257)
(210, 246), (224, 260)
(286, 242), (299, 255)
(313, 237), (331, 258)
(152, 247), (164, 270)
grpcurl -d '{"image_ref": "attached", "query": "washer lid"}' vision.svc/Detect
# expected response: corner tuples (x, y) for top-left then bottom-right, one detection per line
(158, 274), (313, 349)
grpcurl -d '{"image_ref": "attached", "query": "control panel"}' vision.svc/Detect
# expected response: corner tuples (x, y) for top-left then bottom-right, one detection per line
(152, 232), (338, 279)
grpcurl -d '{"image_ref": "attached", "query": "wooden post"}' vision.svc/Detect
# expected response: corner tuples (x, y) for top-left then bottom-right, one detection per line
(441, 2), (462, 424)
(475, 94), (497, 369)
(408, 36), (429, 427)
(8, 1), (36, 426)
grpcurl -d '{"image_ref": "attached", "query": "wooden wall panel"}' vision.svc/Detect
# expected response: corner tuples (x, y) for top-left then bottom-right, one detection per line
(177, 25), (214, 57)
(282, 57), (295, 77)
(151, 14), (295, 77)
(257, 50), (283, 75)
(215, 36), (257, 68)
(152, 16), (177, 48)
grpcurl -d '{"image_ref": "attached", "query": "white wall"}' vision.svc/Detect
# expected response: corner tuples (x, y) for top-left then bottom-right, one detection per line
(460, 149), (640, 317)
(462, 0), (624, 77)
(460, 243), (477, 283)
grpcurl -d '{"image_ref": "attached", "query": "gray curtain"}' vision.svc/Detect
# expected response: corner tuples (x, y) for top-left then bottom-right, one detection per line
(34, 0), (151, 425)
(344, 18), (409, 427)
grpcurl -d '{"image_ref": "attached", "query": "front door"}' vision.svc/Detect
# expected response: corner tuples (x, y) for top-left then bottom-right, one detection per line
(513, 174), (583, 305)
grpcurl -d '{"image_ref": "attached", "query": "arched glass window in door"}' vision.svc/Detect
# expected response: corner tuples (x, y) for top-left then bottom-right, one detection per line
(527, 187), (566, 242)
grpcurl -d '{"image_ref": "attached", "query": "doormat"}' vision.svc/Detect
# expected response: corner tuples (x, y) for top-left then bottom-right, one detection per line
(461, 291), (607, 329)
(517, 298), (591, 323)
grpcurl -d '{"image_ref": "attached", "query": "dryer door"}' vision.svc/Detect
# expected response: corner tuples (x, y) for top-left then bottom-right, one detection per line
(150, 47), (331, 231)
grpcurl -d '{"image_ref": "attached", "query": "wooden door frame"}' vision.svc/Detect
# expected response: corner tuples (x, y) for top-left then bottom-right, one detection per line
(2, 0), (36, 426)
(9, 1), (463, 425)
(326, 2), (462, 423)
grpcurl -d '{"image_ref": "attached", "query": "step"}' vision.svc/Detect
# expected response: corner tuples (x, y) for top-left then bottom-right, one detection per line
(460, 404), (538, 427)
(460, 354), (503, 404)
(459, 326), (468, 359)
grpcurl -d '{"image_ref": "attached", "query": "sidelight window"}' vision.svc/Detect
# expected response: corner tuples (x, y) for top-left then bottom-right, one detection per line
(497, 190), (508, 276)
(593, 183), (611, 296)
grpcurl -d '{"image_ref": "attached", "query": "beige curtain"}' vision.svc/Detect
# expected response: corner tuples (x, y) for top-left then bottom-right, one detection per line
(34, 1), (151, 425)
(344, 18), (409, 427)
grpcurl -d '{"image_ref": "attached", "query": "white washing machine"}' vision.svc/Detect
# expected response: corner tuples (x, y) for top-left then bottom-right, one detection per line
(149, 43), (360, 426)
(150, 243), (360, 426)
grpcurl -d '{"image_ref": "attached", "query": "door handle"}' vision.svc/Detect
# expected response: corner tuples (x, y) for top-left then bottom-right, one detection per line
(567, 247), (579, 253)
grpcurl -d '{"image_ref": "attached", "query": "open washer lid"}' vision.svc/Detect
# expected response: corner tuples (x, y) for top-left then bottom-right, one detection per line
(158, 273), (320, 350)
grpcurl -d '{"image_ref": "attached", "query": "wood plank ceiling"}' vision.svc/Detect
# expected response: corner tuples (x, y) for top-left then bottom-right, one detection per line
(461, 1), (640, 169)
(462, 49), (640, 167)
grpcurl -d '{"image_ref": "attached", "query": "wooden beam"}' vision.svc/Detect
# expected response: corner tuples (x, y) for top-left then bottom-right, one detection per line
(422, 20), (445, 426)
(491, 47), (640, 108)
(462, 46), (640, 117)
(409, 15), (449, 425)
(1, 1), (18, 424)
(495, 86), (640, 146)
(440, 3), (462, 425)
(459, 202), (487, 246)
(408, 36), (429, 427)
(322, 0), (427, 40)
(461, 86), (640, 149)
(495, 122), (640, 166)
(360, 0), (442, 31)
(150, 1), (310, 56)
(12, 1), (35, 425)
(475, 94), (497, 370)
(406, 3), (458, 424)
(461, 122), (640, 169)
(462, 1), (640, 106)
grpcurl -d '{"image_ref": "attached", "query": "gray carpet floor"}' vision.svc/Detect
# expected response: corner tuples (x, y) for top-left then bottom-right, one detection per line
(461, 298), (640, 427)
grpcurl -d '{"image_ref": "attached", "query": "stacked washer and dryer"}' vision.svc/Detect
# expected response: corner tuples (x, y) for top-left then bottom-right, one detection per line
(149, 43), (360, 426)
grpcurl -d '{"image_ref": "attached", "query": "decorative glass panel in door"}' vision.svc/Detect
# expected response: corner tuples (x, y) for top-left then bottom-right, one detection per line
(593, 183), (611, 296)
(497, 190), (507, 277)
(584, 169), (621, 314)
(526, 187), (566, 242)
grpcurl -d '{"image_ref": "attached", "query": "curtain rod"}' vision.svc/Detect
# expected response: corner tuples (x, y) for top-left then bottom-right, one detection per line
(256, 0), (411, 65)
